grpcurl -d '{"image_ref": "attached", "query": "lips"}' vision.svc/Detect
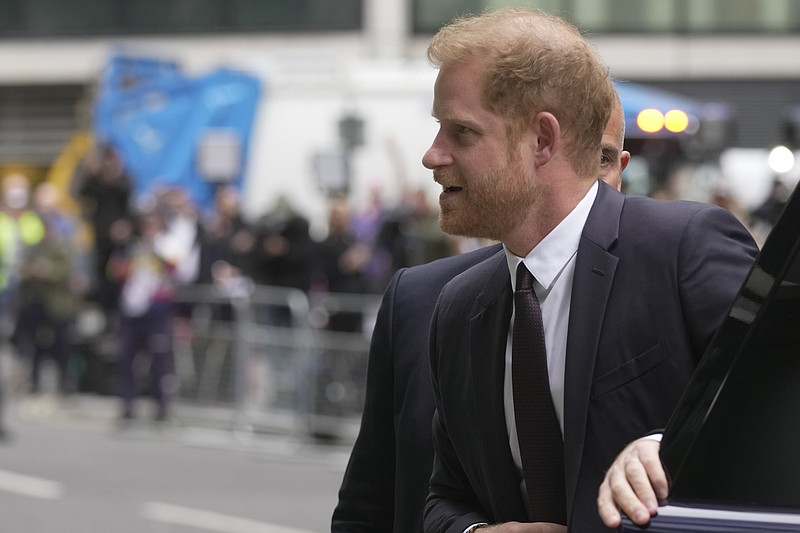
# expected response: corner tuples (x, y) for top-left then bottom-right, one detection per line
(434, 170), (463, 197)
(439, 184), (464, 205)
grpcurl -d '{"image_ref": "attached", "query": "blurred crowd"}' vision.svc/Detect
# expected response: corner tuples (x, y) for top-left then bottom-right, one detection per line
(0, 143), (469, 430)
(0, 142), (789, 435)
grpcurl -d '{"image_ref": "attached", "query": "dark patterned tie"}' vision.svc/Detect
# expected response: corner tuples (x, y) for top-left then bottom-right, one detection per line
(512, 262), (567, 524)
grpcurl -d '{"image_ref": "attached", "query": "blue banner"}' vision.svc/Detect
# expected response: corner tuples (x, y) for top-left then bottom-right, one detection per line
(94, 54), (262, 210)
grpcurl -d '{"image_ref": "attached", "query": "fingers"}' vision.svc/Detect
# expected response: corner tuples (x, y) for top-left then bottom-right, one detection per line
(597, 476), (622, 528)
(638, 441), (668, 502)
(597, 438), (666, 527)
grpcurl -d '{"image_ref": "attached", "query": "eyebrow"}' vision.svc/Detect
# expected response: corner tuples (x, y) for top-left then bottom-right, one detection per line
(601, 144), (621, 155)
(433, 110), (480, 128)
(431, 102), (479, 124)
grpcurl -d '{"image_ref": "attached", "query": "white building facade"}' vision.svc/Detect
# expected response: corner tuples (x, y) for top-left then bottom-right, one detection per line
(0, 0), (798, 223)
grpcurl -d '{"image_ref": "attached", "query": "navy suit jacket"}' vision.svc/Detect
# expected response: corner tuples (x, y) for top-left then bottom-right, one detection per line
(332, 243), (503, 532)
(424, 182), (759, 532)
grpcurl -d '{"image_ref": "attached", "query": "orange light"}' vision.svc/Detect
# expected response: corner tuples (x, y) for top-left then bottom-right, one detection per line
(664, 110), (690, 133)
(637, 108), (664, 133)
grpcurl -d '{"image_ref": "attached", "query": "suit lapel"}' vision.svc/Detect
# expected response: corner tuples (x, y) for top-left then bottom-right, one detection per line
(468, 252), (528, 517)
(563, 181), (624, 517)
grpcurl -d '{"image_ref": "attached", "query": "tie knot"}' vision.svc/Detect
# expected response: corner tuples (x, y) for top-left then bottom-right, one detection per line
(516, 262), (535, 292)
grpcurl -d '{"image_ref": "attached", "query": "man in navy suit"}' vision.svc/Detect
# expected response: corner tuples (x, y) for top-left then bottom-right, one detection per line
(332, 90), (630, 531)
(420, 8), (758, 533)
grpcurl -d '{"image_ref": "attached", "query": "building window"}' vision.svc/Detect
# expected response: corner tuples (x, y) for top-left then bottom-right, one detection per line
(124, 0), (224, 34)
(413, 0), (563, 34)
(12, 0), (119, 35)
(414, 0), (482, 34)
(0, 0), (361, 37)
(686, 0), (798, 32)
(231, 0), (362, 32)
(412, 0), (800, 34)
(571, 0), (678, 33)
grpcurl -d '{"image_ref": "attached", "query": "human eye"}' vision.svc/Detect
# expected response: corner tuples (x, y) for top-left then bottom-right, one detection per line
(600, 148), (616, 166)
(456, 124), (472, 135)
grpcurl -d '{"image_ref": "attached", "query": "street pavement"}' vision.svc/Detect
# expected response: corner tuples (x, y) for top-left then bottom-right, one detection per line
(0, 392), (354, 533)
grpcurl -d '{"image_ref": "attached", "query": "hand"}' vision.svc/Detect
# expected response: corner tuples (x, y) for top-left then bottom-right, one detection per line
(597, 438), (668, 528)
(478, 522), (567, 532)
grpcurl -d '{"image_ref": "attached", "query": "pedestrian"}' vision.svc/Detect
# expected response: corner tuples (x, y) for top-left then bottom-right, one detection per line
(15, 214), (76, 395)
(74, 144), (133, 317)
(108, 210), (178, 422)
(0, 173), (45, 332)
(419, 8), (757, 532)
(312, 195), (371, 332)
(252, 196), (314, 295)
(198, 184), (257, 285)
(0, 172), (44, 439)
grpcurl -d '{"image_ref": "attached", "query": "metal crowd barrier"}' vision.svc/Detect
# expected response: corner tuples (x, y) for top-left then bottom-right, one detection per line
(172, 282), (381, 442)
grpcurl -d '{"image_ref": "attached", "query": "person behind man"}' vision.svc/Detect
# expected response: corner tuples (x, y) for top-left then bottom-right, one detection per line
(332, 90), (630, 531)
(420, 8), (757, 532)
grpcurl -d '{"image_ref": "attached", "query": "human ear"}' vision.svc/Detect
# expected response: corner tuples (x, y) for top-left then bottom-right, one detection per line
(620, 150), (631, 173)
(532, 111), (560, 166)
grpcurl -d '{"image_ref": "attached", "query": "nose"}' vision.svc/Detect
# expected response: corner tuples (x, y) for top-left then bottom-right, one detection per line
(422, 131), (451, 170)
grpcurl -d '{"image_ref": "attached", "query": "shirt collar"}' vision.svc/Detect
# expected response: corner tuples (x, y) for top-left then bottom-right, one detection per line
(505, 180), (598, 292)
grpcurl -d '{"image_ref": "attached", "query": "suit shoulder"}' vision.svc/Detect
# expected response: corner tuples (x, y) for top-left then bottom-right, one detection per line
(621, 196), (745, 233)
(618, 196), (756, 254)
(623, 195), (714, 218)
(398, 243), (502, 286)
(439, 248), (507, 301)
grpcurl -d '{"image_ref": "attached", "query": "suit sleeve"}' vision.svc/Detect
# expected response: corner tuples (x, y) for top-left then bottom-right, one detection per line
(424, 289), (492, 533)
(677, 205), (759, 355)
(331, 270), (401, 532)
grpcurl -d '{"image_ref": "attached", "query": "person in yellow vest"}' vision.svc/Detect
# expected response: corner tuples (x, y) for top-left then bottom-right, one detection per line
(0, 173), (45, 320)
(0, 172), (44, 440)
